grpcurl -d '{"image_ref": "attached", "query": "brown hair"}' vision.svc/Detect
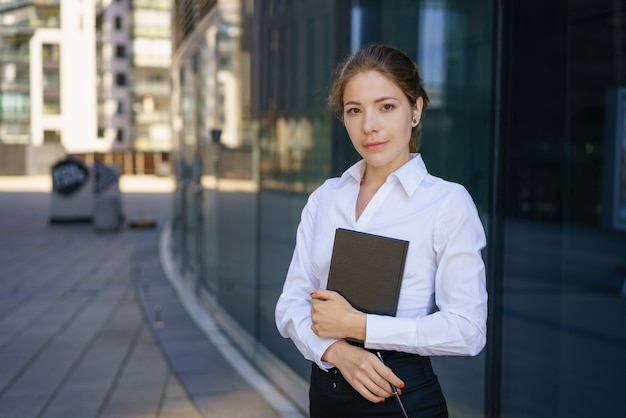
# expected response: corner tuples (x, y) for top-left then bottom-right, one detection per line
(328, 44), (429, 152)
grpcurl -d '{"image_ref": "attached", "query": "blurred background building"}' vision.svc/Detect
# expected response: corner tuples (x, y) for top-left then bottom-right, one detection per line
(0, 0), (171, 175)
(169, 1), (626, 417)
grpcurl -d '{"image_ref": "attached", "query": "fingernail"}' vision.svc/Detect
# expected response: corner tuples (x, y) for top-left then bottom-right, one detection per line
(381, 398), (385, 403)
(399, 383), (405, 389)
(398, 389), (403, 396)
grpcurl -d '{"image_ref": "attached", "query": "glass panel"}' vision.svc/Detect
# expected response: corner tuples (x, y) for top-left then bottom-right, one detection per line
(179, 57), (200, 280)
(566, 0), (626, 414)
(196, 40), (219, 295)
(256, 0), (338, 376)
(500, 1), (626, 416)
(212, 14), (259, 335)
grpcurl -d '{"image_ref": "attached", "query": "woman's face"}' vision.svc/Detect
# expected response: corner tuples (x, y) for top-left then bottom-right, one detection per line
(343, 70), (422, 172)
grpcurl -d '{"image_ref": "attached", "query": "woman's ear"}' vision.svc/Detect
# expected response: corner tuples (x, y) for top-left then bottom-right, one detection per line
(412, 97), (424, 125)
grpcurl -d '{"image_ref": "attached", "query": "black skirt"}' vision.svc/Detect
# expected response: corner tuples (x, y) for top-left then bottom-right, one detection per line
(309, 350), (448, 418)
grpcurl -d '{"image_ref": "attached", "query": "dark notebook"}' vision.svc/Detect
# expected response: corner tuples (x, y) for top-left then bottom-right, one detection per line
(326, 228), (409, 317)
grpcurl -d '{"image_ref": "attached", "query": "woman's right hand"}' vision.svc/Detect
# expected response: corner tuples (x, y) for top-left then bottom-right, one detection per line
(321, 340), (405, 403)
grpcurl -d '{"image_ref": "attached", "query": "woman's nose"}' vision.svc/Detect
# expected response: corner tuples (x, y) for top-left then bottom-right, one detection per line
(362, 110), (378, 134)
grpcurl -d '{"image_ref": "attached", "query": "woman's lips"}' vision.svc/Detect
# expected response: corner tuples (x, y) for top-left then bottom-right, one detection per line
(363, 141), (387, 150)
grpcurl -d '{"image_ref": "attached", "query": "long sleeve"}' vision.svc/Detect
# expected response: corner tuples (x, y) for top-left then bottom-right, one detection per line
(275, 185), (339, 369)
(364, 184), (488, 356)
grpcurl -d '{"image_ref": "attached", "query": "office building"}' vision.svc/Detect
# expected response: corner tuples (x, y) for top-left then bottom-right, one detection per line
(170, 1), (626, 417)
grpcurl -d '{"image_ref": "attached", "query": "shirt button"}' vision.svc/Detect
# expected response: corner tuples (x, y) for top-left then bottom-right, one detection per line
(332, 383), (337, 389)
(333, 369), (338, 375)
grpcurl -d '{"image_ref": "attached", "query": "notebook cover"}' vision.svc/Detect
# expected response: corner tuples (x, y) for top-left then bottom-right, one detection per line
(326, 228), (409, 316)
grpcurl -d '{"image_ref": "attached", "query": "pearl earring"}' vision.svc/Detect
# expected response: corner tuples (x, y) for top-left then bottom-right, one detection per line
(412, 119), (417, 126)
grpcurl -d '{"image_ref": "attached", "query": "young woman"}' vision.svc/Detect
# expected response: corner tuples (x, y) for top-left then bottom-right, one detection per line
(275, 44), (487, 417)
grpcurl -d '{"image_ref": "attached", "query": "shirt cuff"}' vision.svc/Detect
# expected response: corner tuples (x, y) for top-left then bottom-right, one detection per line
(313, 338), (341, 371)
(364, 314), (420, 351)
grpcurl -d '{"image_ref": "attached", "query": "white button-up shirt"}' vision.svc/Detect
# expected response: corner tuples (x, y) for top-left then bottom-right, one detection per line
(275, 154), (488, 370)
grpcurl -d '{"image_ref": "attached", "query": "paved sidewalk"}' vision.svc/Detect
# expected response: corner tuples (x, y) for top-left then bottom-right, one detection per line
(0, 176), (294, 418)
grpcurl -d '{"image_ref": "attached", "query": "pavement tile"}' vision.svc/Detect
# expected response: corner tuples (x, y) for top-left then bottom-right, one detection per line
(0, 393), (46, 418)
(40, 400), (105, 418)
(194, 389), (281, 418)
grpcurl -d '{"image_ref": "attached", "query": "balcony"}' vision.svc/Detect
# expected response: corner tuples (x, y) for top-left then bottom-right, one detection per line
(0, 132), (30, 144)
(134, 111), (169, 124)
(0, 0), (60, 13)
(132, 26), (170, 38)
(131, 81), (170, 96)
(132, 55), (170, 68)
(0, 120), (29, 135)
(0, 111), (30, 122)
(0, 46), (29, 62)
(132, 0), (170, 10)
(0, 16), (60, 29)
(1, 81), (29, 92)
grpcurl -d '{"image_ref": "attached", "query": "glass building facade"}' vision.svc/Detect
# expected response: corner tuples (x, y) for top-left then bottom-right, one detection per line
(170, 1), (626, 416)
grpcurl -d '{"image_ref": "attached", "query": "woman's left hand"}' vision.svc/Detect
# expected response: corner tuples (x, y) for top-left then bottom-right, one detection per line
(310, 288), (366, 341)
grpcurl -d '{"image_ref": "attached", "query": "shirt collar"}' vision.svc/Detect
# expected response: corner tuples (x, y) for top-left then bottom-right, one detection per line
(334, 153), (428, 197)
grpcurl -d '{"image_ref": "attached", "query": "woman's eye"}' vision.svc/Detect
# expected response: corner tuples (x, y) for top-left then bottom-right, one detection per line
(345, 108), (360, 115)
(382, 104), (394, 111)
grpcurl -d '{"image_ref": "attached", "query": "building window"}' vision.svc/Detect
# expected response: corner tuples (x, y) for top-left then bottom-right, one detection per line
(115, 73), (127, 86)
(43, 130), (61, 143)
(116, 129), (123, 142)
(97, 128), (105, 138)
(43, 70), (60, 88)
(116, 100), (124, 115)
(114, 15), (122, 30)
(115, 44), (126, 58)
(43, 98), (61, 114)
(42, 43), (60, 61)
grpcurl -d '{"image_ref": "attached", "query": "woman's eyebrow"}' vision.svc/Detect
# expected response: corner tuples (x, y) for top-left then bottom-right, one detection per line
(344, 96), (400, 106)
(374, 96), (400, 103)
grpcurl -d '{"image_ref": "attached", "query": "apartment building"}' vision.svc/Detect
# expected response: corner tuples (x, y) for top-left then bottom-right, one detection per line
(0, 0), (171, 174)
(97, 0), (171, 153)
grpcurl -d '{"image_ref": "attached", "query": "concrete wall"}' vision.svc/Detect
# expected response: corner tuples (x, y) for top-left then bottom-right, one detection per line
(0, 144), (65, 175)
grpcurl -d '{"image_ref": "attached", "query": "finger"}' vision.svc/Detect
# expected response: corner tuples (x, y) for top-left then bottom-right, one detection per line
(369, 372), (396, 398)
(312, 288), (336, 300)
(353, 358), (394, 399)
(376, 364), (404, 390)
(353, 381), (387, 403)
(310, 300), (326, 321)
(365, 377), (394, 399)
(373, 368), (402, 389)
